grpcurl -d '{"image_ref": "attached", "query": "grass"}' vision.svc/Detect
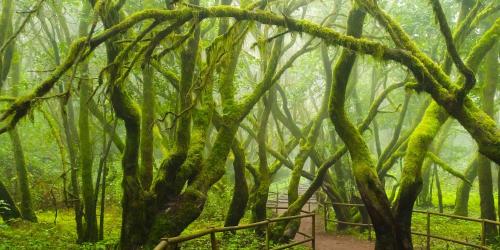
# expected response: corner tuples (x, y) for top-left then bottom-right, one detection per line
(0, 208), (121, 250)
(1, 180), (497, 250)
(322, 188), (500, 250)
(0, 187), (310, 250)
(175, 186), (310, 250)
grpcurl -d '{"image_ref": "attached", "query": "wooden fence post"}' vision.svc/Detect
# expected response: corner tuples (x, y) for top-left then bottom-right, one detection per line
(275, 190), (279, 214)
(323, 204), (327, 232)
(426, 210), (431, 250)
(210, 229), (218, 250)
(312, 213), (316, 250)
(266, 220), (271, 250)
(481, 219), (486, 246)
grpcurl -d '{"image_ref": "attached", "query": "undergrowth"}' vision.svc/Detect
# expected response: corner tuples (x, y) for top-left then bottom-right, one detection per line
(0, 184), (309, 250)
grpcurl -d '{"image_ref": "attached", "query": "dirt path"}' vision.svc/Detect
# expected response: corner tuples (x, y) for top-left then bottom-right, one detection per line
(269, 188), (374, 250)
(294, 205), (374, 250)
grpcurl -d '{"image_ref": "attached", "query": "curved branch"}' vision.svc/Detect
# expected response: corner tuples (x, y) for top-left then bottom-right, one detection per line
(426, 152), (471, 185)
(0, 6), (496, 164)
(430, 0), (475, 101)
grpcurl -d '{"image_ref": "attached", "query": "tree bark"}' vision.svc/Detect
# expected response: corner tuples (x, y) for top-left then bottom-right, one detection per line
(224, 140), (249, 227)
(88, 0), (148, 247)
(0, 179), (21, 222)
(476, 41), (498, 240)
(328, 6), (403, 249)
(78, 1), (97, 241)
(8, 129), (37, 222)
(140, 63), (155, 190)
(454, 156), (479, 216)
(0, 0), (37, 223)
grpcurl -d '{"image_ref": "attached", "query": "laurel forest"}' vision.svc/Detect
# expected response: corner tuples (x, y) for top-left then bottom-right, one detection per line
(0, 0), (498, 249)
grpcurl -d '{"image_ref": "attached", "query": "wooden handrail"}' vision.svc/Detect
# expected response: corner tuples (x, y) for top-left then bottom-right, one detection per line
(320, 201), (499, 249)
(328, 219), (372, 227)
(154, 211), (316, 250)
(411, 232), (488, 250)
(413, 209), (484, 223)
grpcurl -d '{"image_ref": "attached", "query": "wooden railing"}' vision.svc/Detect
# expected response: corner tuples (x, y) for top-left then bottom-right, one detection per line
(320, 202), (373, 240)
(154, 206), (316, 250)
(320, 202), (500, 249)
(267, 190), (316, 215)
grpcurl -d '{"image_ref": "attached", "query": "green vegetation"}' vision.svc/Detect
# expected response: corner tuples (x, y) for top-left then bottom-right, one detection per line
(0, 0), (498, 249)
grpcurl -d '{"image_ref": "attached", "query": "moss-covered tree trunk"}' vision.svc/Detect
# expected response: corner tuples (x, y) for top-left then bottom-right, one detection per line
(88, 0), (147, 247)
(43, 2), (85, 239)
(78, 2), (97, 241)
(476, 41), (498, 240)
(218, 3), (249, 227)
(453, 155), (478, 216)
(0, 0), (37, 223)
(252, 92), (273, 227)
(61, 80), (84, 241)
(433, 166), (443, 213)
(394, 102), (448, 247)
(418, 119), (452, 207)
(328, 6), (403, 249)
(247, 34), (282, 225)
(0, 50), (21, 222)
(79, 63), (98, 241)
(282, 41), (333, 241)
(224, 140), (249, 227)
(140, 63), (155, 190)
(0, 0), (13, 90)
(8, 129), (37, 222)
(381, 0), (499, 245)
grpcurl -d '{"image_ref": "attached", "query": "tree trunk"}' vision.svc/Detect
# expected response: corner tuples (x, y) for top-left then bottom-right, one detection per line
(44, 3), (85, 239)
(434, 166), (443, 213)
(476, 39), (498, 241)
(224, 141), (249, 227)
(90, 0), (147, 247)
(388, 0), (497, 247)
(328, 6), (403, 249)
(9, 129), (37, 222)
(140, 63), (155, 190)
(0, 0), (37, 223)
(454, 156), (478, 216)
(0, 179), (21, 222)
(283, 39), (332, 240)
(79, 63), (98, 241)
(252, 90), (273, 229)
(78, 2), (97, 241)
(418, 119), (452, 207)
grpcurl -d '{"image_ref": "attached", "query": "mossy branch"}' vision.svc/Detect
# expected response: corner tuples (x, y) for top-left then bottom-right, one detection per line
(150, 60), (179, 90)
(469, 3), (500, 36)
(0, 6), (497, 165)
(0, 0), (46, 54)
(426, 152), (471, 185)
(430, 0), (475, 102)
(0, 38), (86, 134)
(451, 1), (482, 52)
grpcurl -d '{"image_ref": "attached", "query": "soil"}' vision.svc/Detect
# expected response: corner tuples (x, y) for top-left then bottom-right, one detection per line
(295, 209), (374, 250)
(270, 191), (374, 250)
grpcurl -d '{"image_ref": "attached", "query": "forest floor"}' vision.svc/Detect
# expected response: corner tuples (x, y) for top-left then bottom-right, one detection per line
(293, 207), (374, 250)
(0, 208), (120, 249)
(1, 187), (498, 249)
(0, 202), (374, 250)
(271, 191), (374, 250)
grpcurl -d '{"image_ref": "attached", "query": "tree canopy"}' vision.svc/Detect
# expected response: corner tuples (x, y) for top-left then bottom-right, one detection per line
(0, 0), (498, 249)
